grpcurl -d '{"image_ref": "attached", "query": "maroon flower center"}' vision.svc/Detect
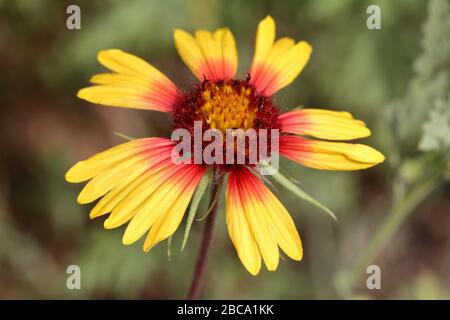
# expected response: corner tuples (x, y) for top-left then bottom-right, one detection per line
(172, 79), (281, 170)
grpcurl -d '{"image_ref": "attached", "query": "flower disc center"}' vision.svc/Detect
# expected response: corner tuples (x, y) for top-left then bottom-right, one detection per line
(172, 79), (281, 171)
(199, 81), (256, 132)
(173, 79), (281, 138)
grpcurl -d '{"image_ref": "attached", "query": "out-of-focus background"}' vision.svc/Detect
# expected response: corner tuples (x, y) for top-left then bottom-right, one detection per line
(1, 0), (449, 299)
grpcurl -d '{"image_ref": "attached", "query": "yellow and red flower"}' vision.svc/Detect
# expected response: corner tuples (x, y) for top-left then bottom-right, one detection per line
(66, 16), (384, 275)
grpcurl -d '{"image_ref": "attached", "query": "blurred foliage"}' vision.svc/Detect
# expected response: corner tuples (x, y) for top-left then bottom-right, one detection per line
(388, 0), (450, 148)
(385, 0), (450, 209)
(0, 0), (449, 299)
(419, 99), (450, 152)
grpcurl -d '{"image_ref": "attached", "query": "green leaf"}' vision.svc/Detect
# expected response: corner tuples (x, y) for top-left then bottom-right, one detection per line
(271, 169), (338, 221)
(180, 167), (213, 251)
(196, 181), (223, 221)
(113, 132), (135, 141)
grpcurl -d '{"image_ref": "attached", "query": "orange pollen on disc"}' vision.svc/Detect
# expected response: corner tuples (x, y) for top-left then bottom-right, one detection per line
(199, 82), (256, 132)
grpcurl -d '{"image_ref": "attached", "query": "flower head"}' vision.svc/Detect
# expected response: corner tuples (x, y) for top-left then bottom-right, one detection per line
(66, 16), (384, 275)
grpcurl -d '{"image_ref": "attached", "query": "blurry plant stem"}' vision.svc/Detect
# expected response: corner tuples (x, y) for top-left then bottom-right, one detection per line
(338, 176), (440, 297)
(186, 175), (223, 300)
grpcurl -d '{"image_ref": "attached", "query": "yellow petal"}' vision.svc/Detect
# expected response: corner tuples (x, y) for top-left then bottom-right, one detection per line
(249, 16), (312, 96)
(247, 176), (303, 261)
(226, 166), (303, 274)
(273, 41), (312, 91)
(89, 157), (171, 219)
(78, 49), (180, 112)
(315, 141), (385, 165)
(97, 49), (167, 79)
(214, 28), (238, 79)
(90, 73), (151, 90)
(89, 166), (148, 219)
(237, 177), (279, 271)
(226, 175), (261, 276)
(252, 15), (275, 67)
(121, 168), (187, 244)
(174, 28), (237, 81)
(65, 139), (153, 183)
(143, 167), (204, 251)
(279, 108), (371, 140)
(104, 162), (180, 229)
(77, 155), (149, 204)
(280, 136), (385, 170)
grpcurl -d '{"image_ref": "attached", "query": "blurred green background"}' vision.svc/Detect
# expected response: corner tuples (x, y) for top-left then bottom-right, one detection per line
(0, 0), (449, 299)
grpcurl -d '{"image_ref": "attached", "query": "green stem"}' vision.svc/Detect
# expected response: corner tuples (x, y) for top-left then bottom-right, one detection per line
(338, 177), (439, 297)
(185, 176), (223, 300)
